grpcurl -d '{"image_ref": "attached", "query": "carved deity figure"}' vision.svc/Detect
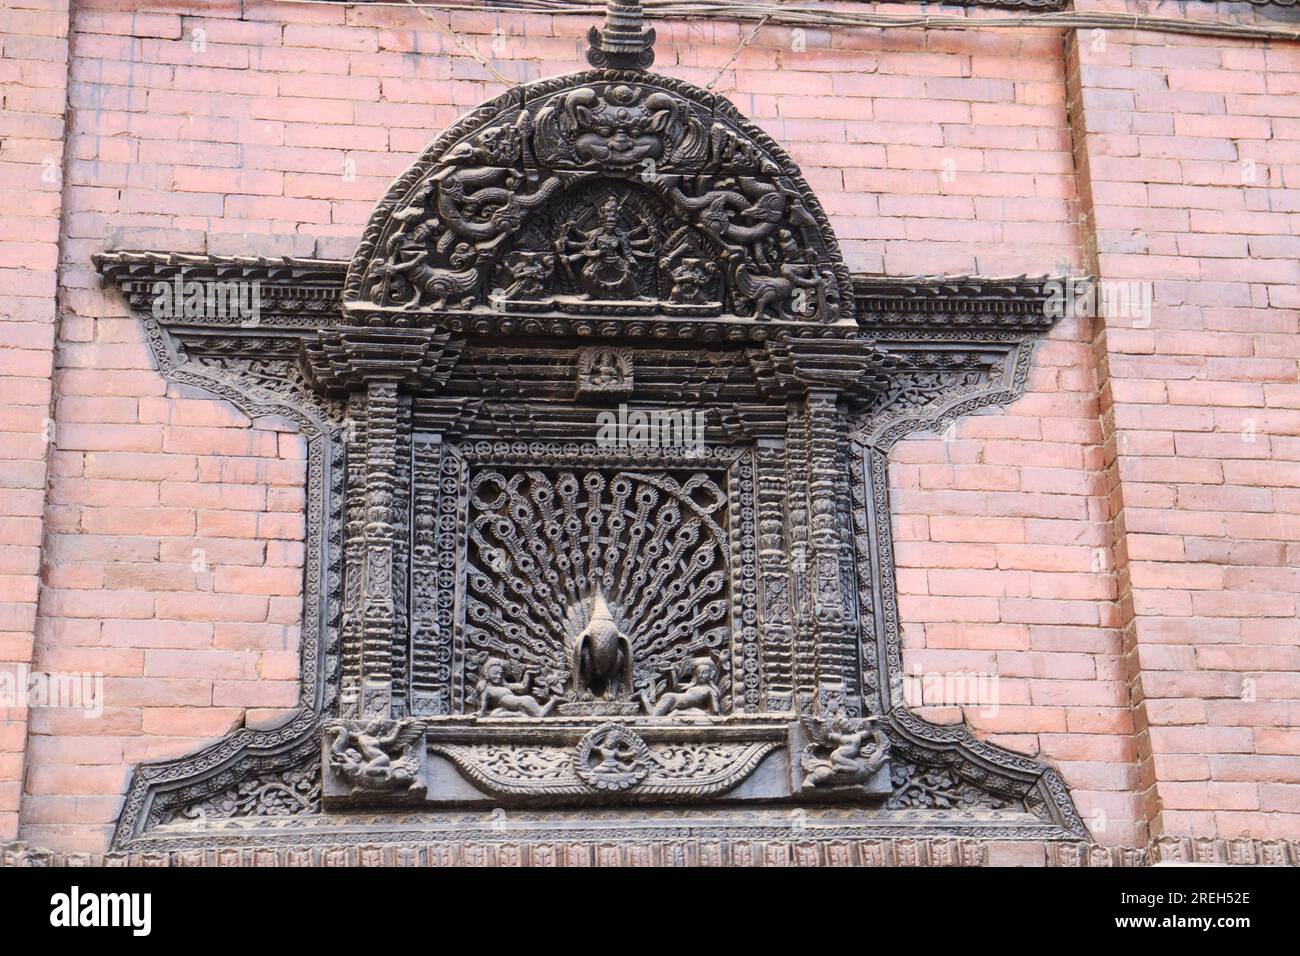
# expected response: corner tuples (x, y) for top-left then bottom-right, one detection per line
(640, 656), (721, 716)
(571, 592), (634, 700)
(665, 257), (718, 305)
(502, 251), (556, 301)
(589, 350), (625, 387)
(799, 712), (890, 792)
(476, 657), (558, 717)
(559, 198), (654, 301)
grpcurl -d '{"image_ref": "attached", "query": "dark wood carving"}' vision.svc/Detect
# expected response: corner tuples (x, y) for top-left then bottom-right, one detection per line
(95, 2), (1089, 854)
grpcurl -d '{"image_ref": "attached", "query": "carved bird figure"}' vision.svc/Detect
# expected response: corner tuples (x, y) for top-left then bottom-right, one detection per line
(572, 591), (634, 700)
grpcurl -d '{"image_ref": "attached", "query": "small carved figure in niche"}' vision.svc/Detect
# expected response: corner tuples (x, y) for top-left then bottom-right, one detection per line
(640, 656), (721, 716)
(799, 711), (890, 792)
(576, 347), (633, 398)
(590, 350), (624, 387)
(327, 719), (426, 796)
(571, 591), (634, 700)
(502, 251), (556, 301)
(475, 656), (558, 717)
(558, 198), (654, 300)
(665, 258), (718, 305)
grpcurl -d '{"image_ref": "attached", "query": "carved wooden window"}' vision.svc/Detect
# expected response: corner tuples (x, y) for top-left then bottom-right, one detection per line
(96, 3), (1088, 855)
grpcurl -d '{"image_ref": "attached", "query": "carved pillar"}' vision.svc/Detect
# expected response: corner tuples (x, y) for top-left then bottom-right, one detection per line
(358, 379), (401, 716)
(755, 436), (795, 712)
(339, 392), (368, 716)
(803, 388), (857, 713)
(303, 326), (454, 719)
(785, 400), (815, 707)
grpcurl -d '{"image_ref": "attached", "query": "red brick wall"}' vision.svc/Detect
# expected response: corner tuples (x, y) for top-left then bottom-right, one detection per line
(1070, 2), (1300, 842)
(1, 0), (1294, 852)
(0, 0), (71, 842)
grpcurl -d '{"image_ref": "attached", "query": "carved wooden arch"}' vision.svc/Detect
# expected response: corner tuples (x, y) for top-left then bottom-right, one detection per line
(342, 69), (856, 329)
(96, 4), (1090, 855)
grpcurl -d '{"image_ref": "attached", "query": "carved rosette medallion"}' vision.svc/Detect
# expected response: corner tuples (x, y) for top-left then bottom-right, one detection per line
(574, 724), (651, 790)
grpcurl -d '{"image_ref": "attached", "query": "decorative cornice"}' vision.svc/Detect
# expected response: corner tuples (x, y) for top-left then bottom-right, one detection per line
(6, 834), (1299, 867)
(95, 253), (1078, 339)
(302, 327), (460, 395)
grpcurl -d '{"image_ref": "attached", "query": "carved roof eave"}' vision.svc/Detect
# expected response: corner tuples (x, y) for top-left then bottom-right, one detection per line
(95, 251), (1078, 341)
(853, 273), (1080, 336)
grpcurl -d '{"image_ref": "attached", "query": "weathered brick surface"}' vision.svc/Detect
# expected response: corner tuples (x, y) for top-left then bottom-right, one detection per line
(0, 0), (71, 841)
(0, 0), (1294, 853)
(1070, 0), (1300, 842)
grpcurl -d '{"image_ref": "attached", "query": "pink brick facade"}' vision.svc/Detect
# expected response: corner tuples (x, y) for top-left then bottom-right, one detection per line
(0, 0), (1295, 856)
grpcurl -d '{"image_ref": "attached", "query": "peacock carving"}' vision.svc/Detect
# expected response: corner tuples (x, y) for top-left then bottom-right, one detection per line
(459, 468), (732, 714)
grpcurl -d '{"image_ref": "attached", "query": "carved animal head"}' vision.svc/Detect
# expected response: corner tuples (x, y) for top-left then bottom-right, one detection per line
(581, 591), (623, 641)
(562, 86), (678, 169)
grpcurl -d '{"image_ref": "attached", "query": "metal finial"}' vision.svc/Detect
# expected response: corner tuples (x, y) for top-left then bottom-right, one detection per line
(586, 0), (655, 70)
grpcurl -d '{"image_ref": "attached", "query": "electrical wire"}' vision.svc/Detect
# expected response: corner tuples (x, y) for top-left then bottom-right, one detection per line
(279, 0), (1300, 44)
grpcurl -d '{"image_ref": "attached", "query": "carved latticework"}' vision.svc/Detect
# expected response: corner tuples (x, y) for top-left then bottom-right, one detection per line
(457, 463), (733, 713)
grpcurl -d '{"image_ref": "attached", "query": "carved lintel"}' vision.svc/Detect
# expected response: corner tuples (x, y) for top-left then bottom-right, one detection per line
(424, 721), (787, 806)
